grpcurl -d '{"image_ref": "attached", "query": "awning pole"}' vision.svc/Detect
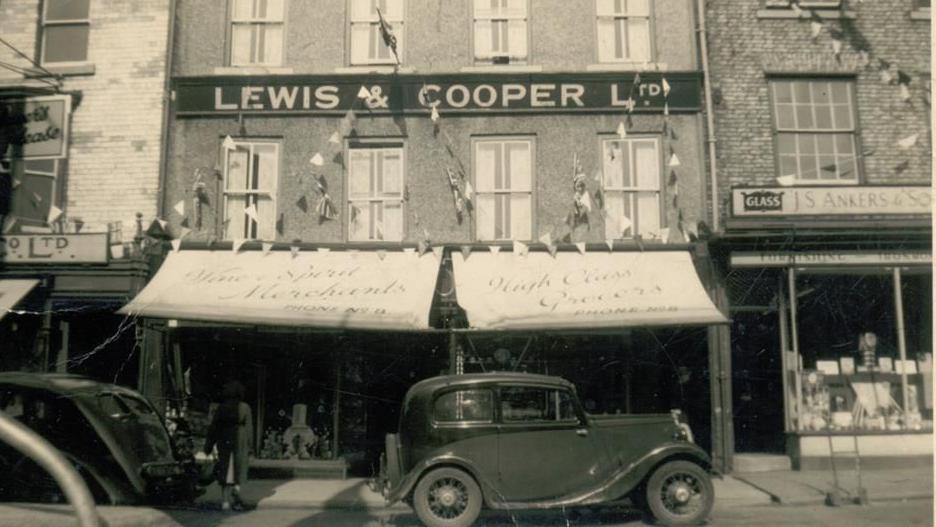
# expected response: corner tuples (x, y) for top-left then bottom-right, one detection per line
(893, 267), (911, 429)
(787, 268), (802, 433)
(777, 274), (792, 433)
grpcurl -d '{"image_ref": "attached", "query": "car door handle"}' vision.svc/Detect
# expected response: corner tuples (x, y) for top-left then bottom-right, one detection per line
(575, 428), (589, 437)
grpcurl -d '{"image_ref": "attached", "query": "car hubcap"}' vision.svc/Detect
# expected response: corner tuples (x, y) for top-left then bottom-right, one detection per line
(660, 473), (704, 516)
(427, 477), (469, 519)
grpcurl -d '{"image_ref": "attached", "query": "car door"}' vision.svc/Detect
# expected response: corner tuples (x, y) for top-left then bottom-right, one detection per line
(495, 385), (607, 502)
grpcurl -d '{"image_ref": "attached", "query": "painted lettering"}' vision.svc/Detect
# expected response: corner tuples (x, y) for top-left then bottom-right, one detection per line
(315, 86), (340, 109)
(561, 84), (585, 107)
(473, 85), (497, 108)
(241, 86), (263, 109)
(530, 84), (556, 107)
(214, 87), (237, 110)
(267, 86), (298, 109)
(502, 84), (527, 107)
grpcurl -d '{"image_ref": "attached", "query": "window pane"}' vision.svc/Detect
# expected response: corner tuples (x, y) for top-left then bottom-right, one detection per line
(633, 140), (659, 189)
(777, 134), (797, 155)
(603, 141), (625, 188)
(596, 0), (617, 16)
(348, 150), (372, 197)
(504, 0), (527, 17)
(231, 25), (253, 65)
(43, 25), (89, 63)
(832, 104), (853, 130)
(838, 156), (856, 179)
(816, 134), (835, 156)
(834, 134), (854, 155)
(263, 0), (285, 21)
(830, 82), (850, 104)
(773, 81), (793, 104)
(261, 25), (284, 65)
(474, 20), (493, 58)
(596, 18), (616, 62)
(380, 150), (403, 196)
(256, 196), (276, 239)
(434, 390), (493, 422)
(794, 104), (814, 129)
(475, 194), (496, 240)
(797, 134), (817, 155)
(810, 82), (832, 106)
(233, 0), (253, 19)
(506, 142), (531, 191)
(779, 155), (798, 178)
(225, 195), (247, 239)
(349, 202), (370, 240)
(798, 155), (817, 180)
(46, 0), (90, 20)
(793, 82), (812, 104)
(605, 193), (625, 237)
(473, 0), (494, 18)
(626, 18), (650, 62)
(255, 143), (278, 190)
(814, 105), (833, 129)
(507, 20), (527, 59)
(626, 0), (650, 16)
(637, 191), (660, 235)
(475, 142), (498, 192)
(226, 150), (250, 191)
(509, 194), (531, 240)
(383, 0), (404, 20)
(501, 387), (550, 421)
(381, 201), (403, 241)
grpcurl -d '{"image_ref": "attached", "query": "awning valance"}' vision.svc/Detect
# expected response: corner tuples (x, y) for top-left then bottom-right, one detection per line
(118, 250), (440, 330)
(452, 251), (727, 330)
(0, 279), (40, 321)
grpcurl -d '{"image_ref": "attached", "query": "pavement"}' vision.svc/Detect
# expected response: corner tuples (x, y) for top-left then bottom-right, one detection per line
(0, 466), (930, 526)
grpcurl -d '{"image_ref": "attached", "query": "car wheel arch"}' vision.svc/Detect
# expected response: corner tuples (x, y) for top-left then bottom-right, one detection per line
(407, 460), (494, 508)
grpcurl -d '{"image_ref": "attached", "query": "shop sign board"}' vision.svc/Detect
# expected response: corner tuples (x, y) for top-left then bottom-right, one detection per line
(173, 72), (702, 115)
(730, 251), (932, 268)
(0, 95), (71, 159)
(0, 233), (108, 264)
(731, 185), (931, 217)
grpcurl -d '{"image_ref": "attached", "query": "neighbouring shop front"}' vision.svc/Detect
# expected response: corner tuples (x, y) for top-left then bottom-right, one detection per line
(122, 242), (728, 476)
(719, 184), (933, 470)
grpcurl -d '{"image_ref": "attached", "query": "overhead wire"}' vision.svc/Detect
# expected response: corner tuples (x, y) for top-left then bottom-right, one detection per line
(0, 35), (61, 86)
(0, 60), (60, 90)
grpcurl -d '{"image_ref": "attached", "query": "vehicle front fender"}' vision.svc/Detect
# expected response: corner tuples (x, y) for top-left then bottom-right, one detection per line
(599, 442), (713, 503)
(386, 454), (499, 507)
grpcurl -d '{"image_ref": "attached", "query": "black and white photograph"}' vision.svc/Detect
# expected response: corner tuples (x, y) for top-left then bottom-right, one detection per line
(0, 0), (932, 526)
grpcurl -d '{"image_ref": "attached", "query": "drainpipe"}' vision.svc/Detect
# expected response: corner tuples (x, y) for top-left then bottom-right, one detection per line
(156, 0), (177, 220)
(695, 0), (720, 232)
(0, 411), (100, 527)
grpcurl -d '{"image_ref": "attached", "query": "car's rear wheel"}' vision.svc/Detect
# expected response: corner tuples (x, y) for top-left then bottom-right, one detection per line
(412, 467), (482, 527)
(645, 460), (713, 526)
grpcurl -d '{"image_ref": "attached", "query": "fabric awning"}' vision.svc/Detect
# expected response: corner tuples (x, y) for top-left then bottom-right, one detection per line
(0, 279), (40, 321)
(118, 250), (441, 330)
(452, 251), (728, 330)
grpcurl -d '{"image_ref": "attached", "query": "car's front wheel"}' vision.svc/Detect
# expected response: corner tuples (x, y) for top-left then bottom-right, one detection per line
(645, 460), (714, 526)
(412, 467), (482, 527)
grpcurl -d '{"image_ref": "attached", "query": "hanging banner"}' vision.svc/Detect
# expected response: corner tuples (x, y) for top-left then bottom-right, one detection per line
(0, 95), (71, 159)
(119, 250), (441, 330)
(173, 72), (702, 116)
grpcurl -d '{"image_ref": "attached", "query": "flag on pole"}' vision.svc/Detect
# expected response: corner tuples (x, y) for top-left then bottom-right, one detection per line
(376, 7), (400, 65)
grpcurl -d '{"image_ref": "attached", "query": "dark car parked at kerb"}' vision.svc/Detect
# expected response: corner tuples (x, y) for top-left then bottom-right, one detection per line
(0, 373), (200, 505)
(377, 373), (714, 527)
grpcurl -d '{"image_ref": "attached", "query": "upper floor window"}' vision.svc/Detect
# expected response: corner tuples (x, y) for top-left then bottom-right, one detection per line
(474, 137), (533, 241)
(223, 139), (279, 240)
(601, 137), (661, 238)
(230, 0), (285, 66)
(771, 79), (858, 183)
(347, 143), (404, 241)
(41, 0), (90, 64)
(350, 0), (404, 65)
(0, 159), (59, 227)
(596, 0), (652, 64)
(764, 0), (841, 7)
(473, 0), (528, 65)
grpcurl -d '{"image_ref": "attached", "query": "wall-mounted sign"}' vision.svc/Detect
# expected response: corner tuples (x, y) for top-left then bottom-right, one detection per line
(173, 72), (702, 116)
(731, 251), (932, 268)
(0, 233), (108, 264)
(0, 95), (71, 159)
(731, 186), (932, 217)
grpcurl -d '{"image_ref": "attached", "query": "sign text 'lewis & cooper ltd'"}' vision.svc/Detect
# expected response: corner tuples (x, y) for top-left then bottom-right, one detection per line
(732, 185), (932, 217)
(173, 72), (702, 115)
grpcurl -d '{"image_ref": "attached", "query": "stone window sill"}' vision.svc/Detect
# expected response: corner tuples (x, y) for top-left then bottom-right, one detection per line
(585, 62), (669, 72)
(212, 66), (295, 75)
(334, 66), (416, 74)
(910, 8), (930, 20)
(756, 8), (857, 19)
(460, 65), (543, 73)
(35, 63), (96, 77)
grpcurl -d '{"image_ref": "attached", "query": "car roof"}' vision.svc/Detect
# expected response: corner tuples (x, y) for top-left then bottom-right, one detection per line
(405, 372), (574, 404)
(0, 372), (139, 399)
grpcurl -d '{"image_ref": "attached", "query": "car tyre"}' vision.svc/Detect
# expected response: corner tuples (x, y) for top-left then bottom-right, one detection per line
(412, 467), (482, 527)
(645, 460), (714, 526)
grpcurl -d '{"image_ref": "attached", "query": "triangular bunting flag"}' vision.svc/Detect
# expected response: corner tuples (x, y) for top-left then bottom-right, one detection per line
(402, 248), (415, 255)
(831, 39), (842, 56)
(605, 239), (614, 251)
(881, 69), (894, 84)
(663, 102), (670, 116)
(261, 242), (273, 255)
(810, 21), (823, 39)
(11, 178), (21, 189)
(171, 239), (182, 252)
(180, 216), (190, 228)
(222, 135), (237, 151)
(178, 227), (191, 240)
(489, 245), (501, 255)
(357, 86), (371, 99)
(619, 215), (632, 234)
(899, 84), (911, 102)
(232, 239), (246, 253)
(538, 233), (552, 246)
(574, 242), (586, 255)
(616, 121), (627, 139)
(463, 181), (474, 200)
(897, 134), (919, 149)
(156, 218), (168, 230)
(290, 245), (300, 258)
(296, 195), (309, 212)
(777, 174), (796, 187)
(244, 204), (259, 222)
(317, 247), (331, 252)
(47, 205), (63, 224)
(377, 250), (387, 260)
(512, 240), (528, 256)
(661, 78), (671, 98)
(430, 105), (440, 123)
(659, 228), (670, 244)
(669, 152), (681, 167)
(432, 246), (444, 260)
(173, 200), (185, 217)
(329, 131), (341, 144)
(2, 217), (16, 233)
(460, 245), (472, 260)
(417, 240), (428, 255)
(310, 153), (324, 166)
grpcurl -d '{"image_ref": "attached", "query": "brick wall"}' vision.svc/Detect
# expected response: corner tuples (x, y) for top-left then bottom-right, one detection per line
(0, 0), (170, 233)
(705, 0), (931, 226)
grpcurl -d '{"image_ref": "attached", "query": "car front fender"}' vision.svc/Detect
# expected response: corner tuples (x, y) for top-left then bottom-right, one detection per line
(386, 453), (498, 506)
(596, 441), (713, 503)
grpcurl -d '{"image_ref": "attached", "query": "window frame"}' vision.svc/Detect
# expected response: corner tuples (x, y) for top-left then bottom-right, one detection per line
(226, 0), (287, 67)
(220, 138), (281, 241)
(594, 0), (656, 65)
(345, 139), (407, 243)
(40, 0), (91, 66)
(768, 77), (862, 185)
(470, 0), (532, 65)
(497, 385), (582, 425)
(763, 0), (841, 8)
(600, 134), (664, 238)
(347, 0), (406, 66)
(0, 158), (61, 227)
(471, 135), (536, 242)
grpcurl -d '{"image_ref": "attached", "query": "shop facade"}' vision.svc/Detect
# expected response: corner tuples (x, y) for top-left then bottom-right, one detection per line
(705, 1), (932, 470)
(142, 0), (735, 475)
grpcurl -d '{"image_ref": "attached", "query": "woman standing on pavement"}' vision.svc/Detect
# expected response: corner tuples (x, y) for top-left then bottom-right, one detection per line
(204, 380), (253, 511)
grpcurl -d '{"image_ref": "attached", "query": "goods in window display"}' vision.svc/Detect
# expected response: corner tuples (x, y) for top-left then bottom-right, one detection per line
(800, 370), (829, 431)
(850, 382), (900, 431)
(858, 332), (879, 370)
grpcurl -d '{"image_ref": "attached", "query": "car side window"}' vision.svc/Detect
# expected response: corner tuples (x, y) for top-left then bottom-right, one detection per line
(98, 393), (131, 418)
(434, 389), (493, 423)
(500, 386), (578, 423)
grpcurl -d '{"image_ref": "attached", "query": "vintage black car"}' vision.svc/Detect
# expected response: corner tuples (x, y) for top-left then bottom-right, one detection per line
(378, 373), (714, 527)
(0, 373), (200, 505)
